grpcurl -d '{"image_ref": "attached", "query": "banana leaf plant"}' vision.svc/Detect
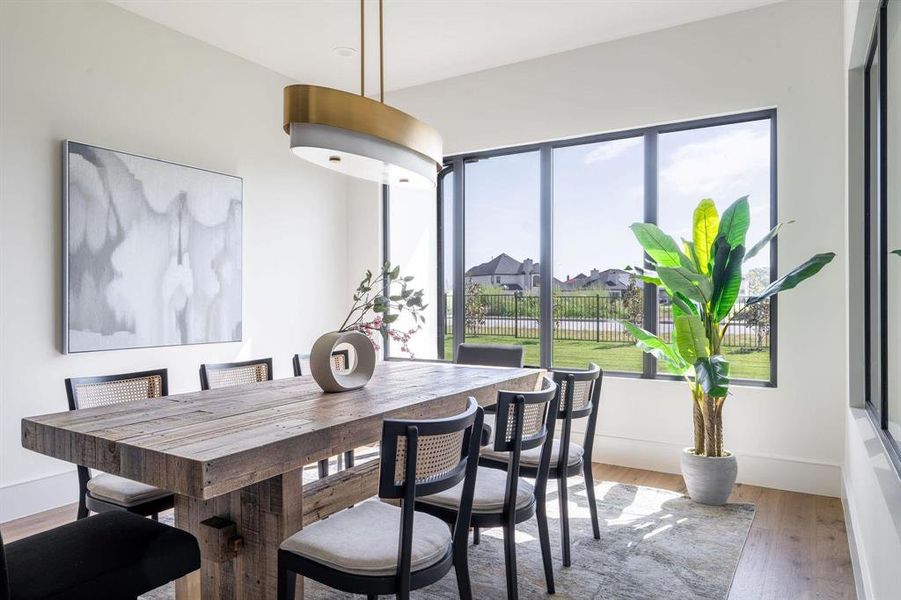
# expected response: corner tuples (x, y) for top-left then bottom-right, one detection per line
(622, 197), (835, 458)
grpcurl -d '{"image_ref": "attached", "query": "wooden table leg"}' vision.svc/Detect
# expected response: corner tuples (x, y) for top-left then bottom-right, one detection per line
(174, 468), (304, 600)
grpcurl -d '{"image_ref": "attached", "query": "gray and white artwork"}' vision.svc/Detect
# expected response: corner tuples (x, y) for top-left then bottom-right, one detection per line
(63, 141), (242, 353)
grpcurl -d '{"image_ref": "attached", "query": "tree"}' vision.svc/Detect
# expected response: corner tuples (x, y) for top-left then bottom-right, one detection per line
(621, 278), (643, 326)
(464, 282), (488, 334)
(742, 267), (770, 350)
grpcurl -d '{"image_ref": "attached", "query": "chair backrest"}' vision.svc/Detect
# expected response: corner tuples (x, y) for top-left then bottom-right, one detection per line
(455, 343), (524, 368)
(292, 354), (303, 377)
(550, 363), (603, 471)
(293, 351), (348, 378)
(0, 530), (9, 600)
(65, 369), (168, 411)
(199, 358), (273, 390)
(378, 398), (483, 589)
(492, 376), (557, 454)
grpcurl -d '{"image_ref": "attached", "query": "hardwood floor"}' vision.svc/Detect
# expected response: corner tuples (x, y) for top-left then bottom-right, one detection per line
(0, 463), (856, 599)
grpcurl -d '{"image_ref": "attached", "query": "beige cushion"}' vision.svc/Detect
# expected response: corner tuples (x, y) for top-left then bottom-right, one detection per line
(280, 500), (451, 577)
(481, 435), (584, 468)
(86, 473), (171, 507)
(418, 466), (534, 514)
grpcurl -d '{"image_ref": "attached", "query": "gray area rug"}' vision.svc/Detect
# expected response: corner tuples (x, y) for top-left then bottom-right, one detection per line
(143, 474), (754, 600)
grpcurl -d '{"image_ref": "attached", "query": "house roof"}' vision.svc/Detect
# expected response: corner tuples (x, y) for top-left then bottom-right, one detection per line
(465, 253), (539, 276)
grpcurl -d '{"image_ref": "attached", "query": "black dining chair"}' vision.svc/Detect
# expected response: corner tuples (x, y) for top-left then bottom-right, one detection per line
(277, 398), (484, 600)
(417, 377), (559, 599)
(1, 511), (200, 600)
(482, 363), (604, 567)
(65, 369), (175, 521)
(292, 353), (356, 479)
(455, 343), (524, 368)
(199, 357), (273, 390)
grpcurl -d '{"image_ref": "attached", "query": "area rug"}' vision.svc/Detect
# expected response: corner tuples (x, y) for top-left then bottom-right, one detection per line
(143, 476), (755, 600)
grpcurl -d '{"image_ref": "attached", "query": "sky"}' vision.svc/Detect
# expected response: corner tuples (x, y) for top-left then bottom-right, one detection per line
(451, 118), (773, 287)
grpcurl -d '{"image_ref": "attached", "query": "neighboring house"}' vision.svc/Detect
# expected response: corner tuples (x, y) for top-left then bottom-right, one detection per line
(465, 253), (541, 291)
(560, 268), (638, 297)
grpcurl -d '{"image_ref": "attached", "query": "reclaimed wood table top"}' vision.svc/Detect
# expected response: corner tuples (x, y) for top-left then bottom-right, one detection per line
(22, 361), (542, 500)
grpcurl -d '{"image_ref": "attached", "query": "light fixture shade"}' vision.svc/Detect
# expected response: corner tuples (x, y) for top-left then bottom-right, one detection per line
(284, 85), (442, 188)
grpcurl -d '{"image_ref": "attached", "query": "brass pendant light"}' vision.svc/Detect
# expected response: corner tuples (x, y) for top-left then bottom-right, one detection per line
(283, 0), (442, 188)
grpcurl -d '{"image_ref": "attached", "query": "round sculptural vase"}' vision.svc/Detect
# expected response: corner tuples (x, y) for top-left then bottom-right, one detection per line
(680, 447), (737, 506)
(310, 330), (376, 393)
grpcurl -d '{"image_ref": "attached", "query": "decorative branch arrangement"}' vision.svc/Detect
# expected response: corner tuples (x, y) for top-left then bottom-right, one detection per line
(623, 197), (835, 458)
(339, 262), (427, 356)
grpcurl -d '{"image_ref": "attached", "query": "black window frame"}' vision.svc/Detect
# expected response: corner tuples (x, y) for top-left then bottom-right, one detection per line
(863, 0), (901, 470)
(385, 109), (778, 387)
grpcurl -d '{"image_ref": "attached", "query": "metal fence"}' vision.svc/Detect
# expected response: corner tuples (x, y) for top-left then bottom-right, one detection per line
(445, 294), (770, 349)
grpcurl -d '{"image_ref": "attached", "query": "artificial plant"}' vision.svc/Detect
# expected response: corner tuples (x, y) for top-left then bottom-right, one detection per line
(623, 197), (835, 458)
(339, 262), (427, 356)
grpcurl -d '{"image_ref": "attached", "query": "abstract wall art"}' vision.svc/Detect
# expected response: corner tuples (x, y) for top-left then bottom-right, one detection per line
(63, 141), (243, 353)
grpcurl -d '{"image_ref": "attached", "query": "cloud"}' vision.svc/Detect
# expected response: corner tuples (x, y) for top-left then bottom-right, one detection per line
(582, 136), (642, 165)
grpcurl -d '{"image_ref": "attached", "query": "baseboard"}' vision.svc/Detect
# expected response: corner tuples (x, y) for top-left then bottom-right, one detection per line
(0, 470), (79, 523)
(842, 474), (871, 600)
(589, 433), (842, 497)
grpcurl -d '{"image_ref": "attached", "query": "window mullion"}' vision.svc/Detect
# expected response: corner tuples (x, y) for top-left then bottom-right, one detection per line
(539, 146), (553, 369)
(642, 131), (659, 379)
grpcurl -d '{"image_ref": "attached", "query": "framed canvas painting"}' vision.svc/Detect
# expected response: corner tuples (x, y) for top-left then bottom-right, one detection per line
(62, 141), (243, 353)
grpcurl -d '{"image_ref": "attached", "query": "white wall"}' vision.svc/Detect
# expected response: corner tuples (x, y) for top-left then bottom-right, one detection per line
(0, 1), (351, 521)
(841, 1), (901, 598)
(374, 0), (848, 496)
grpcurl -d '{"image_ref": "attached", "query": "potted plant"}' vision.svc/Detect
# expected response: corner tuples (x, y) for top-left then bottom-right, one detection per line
(310, 262), (426, 392)
(623, 197), (834, 505)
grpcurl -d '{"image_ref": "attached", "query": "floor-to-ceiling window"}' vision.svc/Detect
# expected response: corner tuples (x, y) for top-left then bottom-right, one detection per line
(865, 0), (901, 463)
(386, 110), (777, 385)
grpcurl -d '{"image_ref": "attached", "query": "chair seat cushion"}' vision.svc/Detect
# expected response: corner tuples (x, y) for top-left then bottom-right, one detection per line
(280, 500), (451, 577)
(418, 466), (534, 514)
(4, 511), (200, 600)
(87, 473), (172, 507)
(480, 414), (584, 468)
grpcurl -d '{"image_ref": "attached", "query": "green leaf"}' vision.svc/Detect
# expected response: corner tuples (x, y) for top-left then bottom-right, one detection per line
(717, 197), (750, 248)
(622, 322), (690, 375)
(693, 199), (720, 274)
(671, 292), (699, 316)
(711, 240), (746, 321)
(746, 252), (836, 306)
(745, 221), (794, 262)
(657, 266), (713, 304)
(383, 313), (399, 324)
(629, 223), (684, 268)
(891, 249), (901, 257)
(675, 314), (709, 364)
(695, 355), (730, 397)
(626, 265), (663, 287)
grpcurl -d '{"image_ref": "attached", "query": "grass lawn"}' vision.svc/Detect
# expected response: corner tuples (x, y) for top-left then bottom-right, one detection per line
(444, 335), (771, 382)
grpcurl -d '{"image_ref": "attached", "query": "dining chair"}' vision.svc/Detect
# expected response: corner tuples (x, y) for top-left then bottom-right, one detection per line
(1, 510), (200, 600)
(277, 398), (484, 600)
(455, 343), (524, 368)
(199, 357), (273, 390)
(417, 377), (559, 599)
(482, 363), (603, 567)
(292, 354), (355, 478)
(65, 369), (175, 520)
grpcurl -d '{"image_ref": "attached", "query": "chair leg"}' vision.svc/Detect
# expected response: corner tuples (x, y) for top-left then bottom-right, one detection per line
(151, 513), (159, 521)
(454, 537), (473, 600)
(76, 496), (88, 520)
(318, 458), (329, 479)
(558, 476), (572, 567)
(367, 596), (377, 600)
(583, 461), (601, 540)
(535, 491), (556, 594)
(344, 450), (355, 469)
(277, 558), (296, 600)
(473, 526), (480, 545)
(502, 521), (519, 600)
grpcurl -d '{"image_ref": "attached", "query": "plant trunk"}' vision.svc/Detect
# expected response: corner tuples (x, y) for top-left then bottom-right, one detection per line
(700, 394), (725, 457)
(692, 390), (705, 456)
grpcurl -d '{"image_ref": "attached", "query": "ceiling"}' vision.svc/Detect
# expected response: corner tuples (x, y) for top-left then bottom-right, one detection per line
(111, 0), (784, 94)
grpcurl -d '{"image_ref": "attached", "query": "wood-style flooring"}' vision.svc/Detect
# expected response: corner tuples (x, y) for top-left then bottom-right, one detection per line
(0, 463), (856, 600)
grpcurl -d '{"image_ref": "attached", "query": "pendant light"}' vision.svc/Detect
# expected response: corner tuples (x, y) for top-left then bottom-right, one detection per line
(283, 0), (442, 188)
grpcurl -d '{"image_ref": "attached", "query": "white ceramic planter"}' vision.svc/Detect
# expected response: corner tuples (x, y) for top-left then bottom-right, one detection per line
(310, 330), (376, 393)
(680, 447), (737, 506)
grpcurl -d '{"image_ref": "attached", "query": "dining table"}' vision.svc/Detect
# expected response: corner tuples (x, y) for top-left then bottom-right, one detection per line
(21, 360), (543, 600)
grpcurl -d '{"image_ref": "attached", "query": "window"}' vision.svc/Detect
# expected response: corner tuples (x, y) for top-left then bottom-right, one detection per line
(865, 0), (901, 462)
(385, 110), (777, 385)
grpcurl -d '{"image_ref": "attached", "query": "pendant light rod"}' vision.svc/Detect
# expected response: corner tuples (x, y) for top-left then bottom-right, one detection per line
(379, 0), (384, 103)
